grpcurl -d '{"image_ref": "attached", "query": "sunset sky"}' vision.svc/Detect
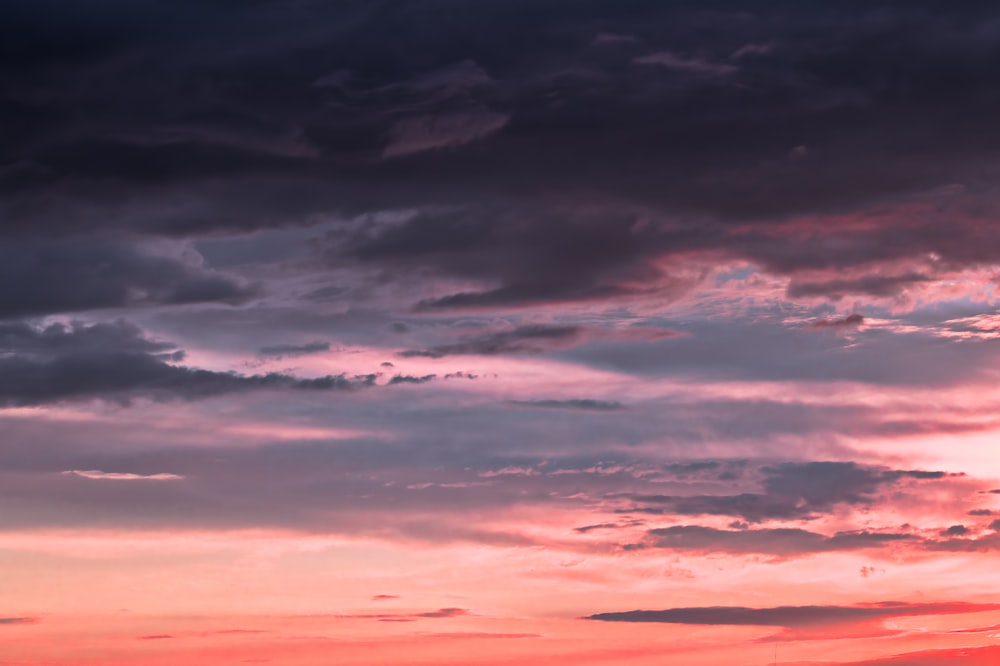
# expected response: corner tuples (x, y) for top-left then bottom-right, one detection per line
(5, 2), (1000, 664)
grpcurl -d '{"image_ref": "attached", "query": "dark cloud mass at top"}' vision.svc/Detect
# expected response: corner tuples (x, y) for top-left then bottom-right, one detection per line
(3, 1), (1000, 309)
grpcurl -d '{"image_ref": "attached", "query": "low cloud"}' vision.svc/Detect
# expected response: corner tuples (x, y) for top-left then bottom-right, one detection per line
(587, 602), (1000, 627)
(643, 525), (915, 555)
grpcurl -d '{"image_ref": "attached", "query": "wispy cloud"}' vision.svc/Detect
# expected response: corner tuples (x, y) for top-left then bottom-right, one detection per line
(63, 470), (185, 481)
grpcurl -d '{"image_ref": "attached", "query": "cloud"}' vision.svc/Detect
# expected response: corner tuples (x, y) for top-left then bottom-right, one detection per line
(622, 461), (950, 523)
(942, 524), (970, 536)
(0, 617), (38, 625)
(807, 313), (865, 329)
(0, 240), (256, 319)
(420, 632), (540, 640)
(731, 43), (773, 59)
(837, 645), (1000, 666)
(418, 608), (469, 618)
(509, 399), (624, 411)
(7, 1), (1000, 257)
(575, 521), (643, 534)
(633, 51), (737, 75)
(643, 526), (916, 556)
(387, 374), (436, 385)
(333, 608), (471, 622)
(14, 0), (1000, 314)
(63, 470), (184, 481)
(558, 319), (1000, 386)
(587, 602), (1000, 627)
(383, 110), (509, 158)
(0, 320), (377, 406)
(787, 273), (933, 300)
(400, 325), (581, 358)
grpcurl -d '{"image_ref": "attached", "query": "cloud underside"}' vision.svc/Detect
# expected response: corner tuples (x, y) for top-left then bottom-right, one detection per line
(623, 462), (951, 523)
(0, 320), (376, 406)
(587, 602), (1000, 627)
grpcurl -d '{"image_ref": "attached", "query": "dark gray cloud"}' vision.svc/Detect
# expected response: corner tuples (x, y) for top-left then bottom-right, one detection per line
(5, 1), (1000, 311)
(807, 313), (865, 329)
(587, 602), (1000, 627)
(0, 240), (256, 319)
(0, 616), (38, 625)
(559, 319), (1000, 386)
(0, 320), (375, 406)
(644, 526), (916, 555)
(400, 324), (581, 358)
(787, 273), (934, 300)
(387, 374), (437, 385)
(622, 461), (949, 522)
(575, 520), (643, 534)
(509, 399), (624, 411)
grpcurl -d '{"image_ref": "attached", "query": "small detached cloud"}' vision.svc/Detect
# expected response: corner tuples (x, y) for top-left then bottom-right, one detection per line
(941, 525), (970, 537)
(63, 470), (184, 481)
(333, 608), (471, 623)
(807, 313), (865, 330)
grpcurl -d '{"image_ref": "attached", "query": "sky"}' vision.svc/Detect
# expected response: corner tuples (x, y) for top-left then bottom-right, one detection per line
(4, 1), (1000, 664)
